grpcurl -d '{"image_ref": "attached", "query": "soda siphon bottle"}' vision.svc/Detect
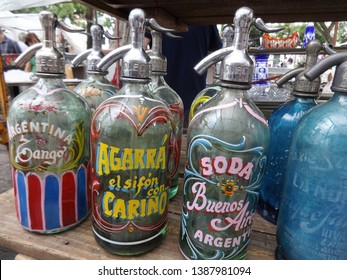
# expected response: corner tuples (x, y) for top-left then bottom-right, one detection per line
(276, 51), (347, 260)
(71, 24), (122, 113)
(189, 25), (234, 121)
(7, 11), (91, 233)
(257, 39), (322, 224)
(147, 29), (184, 199)
(250, 53), (270, 100)
(91, 8), (175, 255)
(179, 7), (282, 260)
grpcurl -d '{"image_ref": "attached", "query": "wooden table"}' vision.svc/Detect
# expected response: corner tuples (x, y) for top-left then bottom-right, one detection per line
(0, 137), (277, 260)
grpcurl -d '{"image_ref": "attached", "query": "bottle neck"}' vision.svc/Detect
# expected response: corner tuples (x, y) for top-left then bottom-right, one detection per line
(293, 96), (317, 103)
(87, 72), (109, 82)
(232, 30), (249, 51)
(150, 73), (166, 84)
(331, 91), (347, 105)
(218, 87), (250, 100)
(220, 79), (251, 90)
(292, 90), (318, 98)
(119, 81), (152, 97)
(33, 77), (67, 93)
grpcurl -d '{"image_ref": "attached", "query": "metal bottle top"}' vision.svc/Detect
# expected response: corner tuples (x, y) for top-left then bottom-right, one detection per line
(305, 52), (347, 93)
(194, 6), (283, 89)
(214, 24), (234, 79)
(97, 8), (149, 80)
(14, 11), (83, 77)
(122, 8), (151, 80)
(146, 30), (167, 74)
(276, 39), (322, 97)
(97, 8), (173, 81)
(146, 30), (181, 75)
(71, 24), (120, 74)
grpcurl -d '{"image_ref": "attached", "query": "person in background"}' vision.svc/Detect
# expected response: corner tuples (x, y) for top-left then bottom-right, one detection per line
(0, 25), (23, 97)
(24, 32), (40, 73)
(0, 25), (22, 71)
(146, 25), (222, 125)
(17, 32), (28, 52)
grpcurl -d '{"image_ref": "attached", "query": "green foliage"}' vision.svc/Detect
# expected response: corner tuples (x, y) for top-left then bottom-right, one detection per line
(101, 16), (115, 29)
(14, 2), (89, 28)
(337, 22), (347, 45)
(49, 3), (88, 26)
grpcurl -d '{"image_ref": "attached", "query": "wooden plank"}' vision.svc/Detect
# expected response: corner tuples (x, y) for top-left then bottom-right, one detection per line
(15, 253), (36, 260)
(0, 189), (184, 260)
(0, 185), (276, 260)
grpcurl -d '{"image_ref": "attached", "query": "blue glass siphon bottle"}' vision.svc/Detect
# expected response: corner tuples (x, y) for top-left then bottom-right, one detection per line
(91, 9), (175, 255)
(276, 51), (347, 259)
(257, 39), (322, 224)
(179, 7), (282, 260)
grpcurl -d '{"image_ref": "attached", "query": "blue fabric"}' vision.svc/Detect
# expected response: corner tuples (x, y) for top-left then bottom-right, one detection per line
(0, 36), (22, 71)
(161, 25), (222, 120)
(0, 36), (22, 54)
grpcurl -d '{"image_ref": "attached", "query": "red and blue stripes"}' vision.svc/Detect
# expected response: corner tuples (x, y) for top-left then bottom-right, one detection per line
(13, 164), (90, 233)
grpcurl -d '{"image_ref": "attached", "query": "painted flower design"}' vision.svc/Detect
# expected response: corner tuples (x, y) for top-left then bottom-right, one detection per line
(219, 180), (244, 197)
(80, 86), (101, 97)
(19, 100), (59, 113)
(132, 104), (149, 122)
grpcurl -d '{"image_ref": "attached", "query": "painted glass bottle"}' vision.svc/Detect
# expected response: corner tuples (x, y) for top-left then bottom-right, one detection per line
(91, 9), (175, 255)
(257, 39), (322, 224)
(179, 7), (282, 260)
(249, 53), (270, 100)
(147, 30), (184, 199)
(7, 11), (91, 233)
(189, 25), (234, 121)
(71, 24), (121, 113)
(276, 51), (347, 260)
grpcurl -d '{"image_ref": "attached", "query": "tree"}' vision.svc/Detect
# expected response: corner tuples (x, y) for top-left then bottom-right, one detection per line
(337, 22), (347, 45)
(15, 2), (90, 28)
(314, 22), (337, 45)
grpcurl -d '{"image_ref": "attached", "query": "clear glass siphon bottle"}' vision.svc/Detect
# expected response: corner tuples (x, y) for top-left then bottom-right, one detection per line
(71, 24), (122, 113)
(189, 25), (234, 121)
(257, 39), (322, 224)
(7, 11), (91, 233)
(179, 7), (282, 260)
(91, 8), (175, 255)
(147, 29), (184, 199)
(276, 51), (347, 260)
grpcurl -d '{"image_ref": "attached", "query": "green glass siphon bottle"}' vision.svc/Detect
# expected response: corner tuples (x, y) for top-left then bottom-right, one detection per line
(7, 11), (91, 233)
(189, 24), (234, 121)
(147, 29), (184, 199)
(179, 6), (282, 260)
(71, 24), (122, 113)
(91, 8), (175, 255)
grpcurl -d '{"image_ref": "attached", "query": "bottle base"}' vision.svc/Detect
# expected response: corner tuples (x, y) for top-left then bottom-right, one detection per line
(19, 212), (90, 234)
(256, 201), (278, 225)
(93, 224), (167, 256)
(275, 246), (287, 260)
